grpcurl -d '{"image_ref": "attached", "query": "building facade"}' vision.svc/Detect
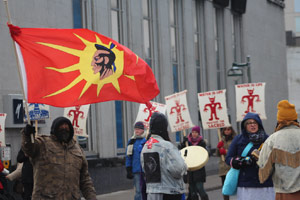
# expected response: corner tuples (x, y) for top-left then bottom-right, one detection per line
(285, 0), (300, 113)
(0, 0), (287, 194)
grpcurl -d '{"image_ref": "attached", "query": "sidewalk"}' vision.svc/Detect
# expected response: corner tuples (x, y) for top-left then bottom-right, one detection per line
(95, 174), (222, 200)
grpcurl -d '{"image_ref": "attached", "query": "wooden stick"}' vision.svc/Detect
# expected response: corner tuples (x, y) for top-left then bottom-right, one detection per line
(183, 129), (188, 147)
(35, 120), (38, 136)
(217, 128), (225, 161)
(4, 0), (34, 143)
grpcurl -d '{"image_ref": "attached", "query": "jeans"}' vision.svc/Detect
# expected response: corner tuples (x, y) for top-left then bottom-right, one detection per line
(134, 173), (142, 200)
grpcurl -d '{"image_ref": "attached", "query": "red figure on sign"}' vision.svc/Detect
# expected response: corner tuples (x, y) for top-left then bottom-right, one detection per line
(241, 89), (260, 113)
(68, 106), (84, 127)
(204, 96), (222, 121)
(143, 106), (158, 122)
(0, 125), (2, 133)
(170, 100), (186, 124)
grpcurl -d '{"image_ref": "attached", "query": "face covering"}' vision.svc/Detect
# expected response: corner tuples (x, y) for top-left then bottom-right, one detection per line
(55, 129), (71, 143)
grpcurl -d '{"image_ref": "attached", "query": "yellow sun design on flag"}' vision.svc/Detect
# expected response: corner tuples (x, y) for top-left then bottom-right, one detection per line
(37, 34), (135, 99)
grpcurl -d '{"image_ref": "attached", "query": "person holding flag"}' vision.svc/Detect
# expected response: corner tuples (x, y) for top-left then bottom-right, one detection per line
(21, 117), (97, 200)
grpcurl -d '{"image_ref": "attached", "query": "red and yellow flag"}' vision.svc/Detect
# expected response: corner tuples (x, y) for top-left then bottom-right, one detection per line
(8, 24), (160, 107)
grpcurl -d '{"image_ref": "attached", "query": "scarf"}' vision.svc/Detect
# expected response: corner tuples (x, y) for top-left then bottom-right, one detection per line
(188, 134), (203, 146)
(248, 129), (265, 146)
(275, 120), (300, 132)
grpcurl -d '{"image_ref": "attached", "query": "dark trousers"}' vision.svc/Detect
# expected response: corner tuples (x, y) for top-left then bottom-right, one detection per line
(221, 175), (229, 200)
(163, 194), (182, 200)
(22, 183), (33, 200)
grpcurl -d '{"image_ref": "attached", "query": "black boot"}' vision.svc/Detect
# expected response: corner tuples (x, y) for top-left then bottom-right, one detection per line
(187, 194), (199, 200)
(200, 194), (209, 200)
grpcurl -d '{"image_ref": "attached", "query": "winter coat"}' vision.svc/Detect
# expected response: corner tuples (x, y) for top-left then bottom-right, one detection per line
(258, 125), (300, 193)
(180, 134), (207, 183)
(216, 131), (236, 177)
(22, 132), (96, 200)
(141, 134), (187, 195)
(225, 112), (273, 188)
(0, 160), (4, 190)
(125, 137), (146, 173)
(17, 148), (33, 184)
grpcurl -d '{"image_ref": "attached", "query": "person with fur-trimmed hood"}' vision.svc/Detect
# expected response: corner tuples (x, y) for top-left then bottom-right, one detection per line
(225, 112), (274, 200)
(258, 100), (300, 200)
(22, 116), (96, 200)
(125, 121), (147, 200)
(141, 112), (187, 200)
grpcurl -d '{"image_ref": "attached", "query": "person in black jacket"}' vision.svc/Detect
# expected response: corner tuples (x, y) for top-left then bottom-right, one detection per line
(17, 149), (33, 200)
(181, 126), (209, 200)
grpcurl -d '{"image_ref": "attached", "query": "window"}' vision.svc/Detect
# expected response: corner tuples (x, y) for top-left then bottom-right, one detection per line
(142, 0), (153, 67)
(296, 16), (300, 32)
(169, 0), (181, 142)
(214, 7), (227, 90)
(169, 0), (179, 93)
(111, 0), (126, 150)
(295, 0), (300, 12)
(72, 0), (95, 152)
(193, 0), (202, 93)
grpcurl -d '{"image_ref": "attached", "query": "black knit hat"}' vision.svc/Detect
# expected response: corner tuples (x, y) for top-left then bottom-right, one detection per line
(149, 112), (170, 141)
(134, 121), (145, 130)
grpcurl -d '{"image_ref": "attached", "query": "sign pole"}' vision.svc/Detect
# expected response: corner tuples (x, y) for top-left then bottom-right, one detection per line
(217, 129), (225, 161)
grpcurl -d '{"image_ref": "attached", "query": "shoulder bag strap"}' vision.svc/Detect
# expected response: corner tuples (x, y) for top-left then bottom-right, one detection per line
(241, 142), (253, 157)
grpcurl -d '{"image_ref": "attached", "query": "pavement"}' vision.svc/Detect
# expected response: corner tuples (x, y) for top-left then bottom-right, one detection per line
(95, 156), (224, 200)
(95, 174), (223, 200)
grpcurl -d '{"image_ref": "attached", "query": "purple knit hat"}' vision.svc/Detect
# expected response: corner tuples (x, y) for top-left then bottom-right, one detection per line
(192, 126), (201, 134)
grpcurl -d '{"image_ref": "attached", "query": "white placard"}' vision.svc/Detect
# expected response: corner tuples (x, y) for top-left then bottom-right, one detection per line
(235, 82), (266, 121)
(198, 89), (230, 130)
(135, 101), (166, 129)
(25, 103), (50, 120)
(165, 90), (194, 132)
(0, 113), (7, 147)
(64, 105), (90, 137)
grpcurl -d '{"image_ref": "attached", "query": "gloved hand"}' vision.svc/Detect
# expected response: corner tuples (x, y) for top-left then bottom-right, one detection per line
(24, 124), (36, 136)
(241, 156), (253, 166)
(183, 136), (188, 143)
(219, 147), (227, 155)
(231, 156), (243, 169)
(217, 141), (224, 148)
(126, 167), (133, 179)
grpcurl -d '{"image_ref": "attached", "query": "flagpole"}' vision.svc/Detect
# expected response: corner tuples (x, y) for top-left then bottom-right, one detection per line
(4, 0), (34, 143)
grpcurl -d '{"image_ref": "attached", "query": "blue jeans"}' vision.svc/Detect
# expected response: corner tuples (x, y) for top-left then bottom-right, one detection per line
(134, 173), (142, 200)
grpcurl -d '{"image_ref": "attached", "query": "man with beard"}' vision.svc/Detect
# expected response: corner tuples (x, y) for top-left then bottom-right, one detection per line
(22, 117), (96, 200)
(91, 44), (116, 80)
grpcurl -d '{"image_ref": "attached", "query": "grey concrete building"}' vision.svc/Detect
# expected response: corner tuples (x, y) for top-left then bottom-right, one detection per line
(285, 0), (300, 113)
(0, 0), (287, 194)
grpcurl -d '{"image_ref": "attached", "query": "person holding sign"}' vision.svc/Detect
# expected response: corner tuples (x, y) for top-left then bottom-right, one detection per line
(21, 117), (97, 200)
(141, 112), (187, 200)
(125, 121), (147, 200)
(216, 127), (237, 200)
(180, 126), (209, 200)
(225, 113), (274, 200)
(258, 100), (300, 200)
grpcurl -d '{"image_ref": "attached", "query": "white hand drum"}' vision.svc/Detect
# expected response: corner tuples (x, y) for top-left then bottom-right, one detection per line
(180, 146), (209, 171)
